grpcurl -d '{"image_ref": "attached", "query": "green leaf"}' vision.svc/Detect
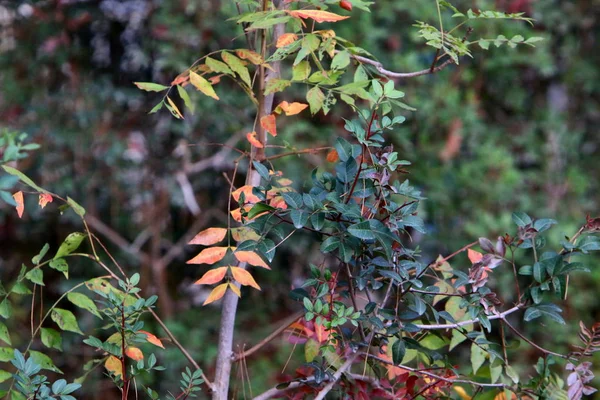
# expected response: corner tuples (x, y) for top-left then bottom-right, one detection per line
(0, 347), (13, 362)
(290, 209), (308, 229)
(311, 213), (325, 231)
(51, 308), (83, 335)
(0, 370), (11, 383)
(0, 322), (10, 345)
(292, 61), (311, 81)
(205, 56), (234, 75)
(134, 82), (169, 92)
(25, 268), (44, 286)
(246, 16), (291, 31)
(306, 86), (325, 114)
(222, 52), (252, 87)
(320, 236), (340, 253)
(524, 304), (565, 324)
(304, 338), (320, 362)
(177, 85), (195, 115)
(0, 299), (12, 319)
(392, 338), (406, 365)
(49, 258), (69, 278)
(512, 212), (532, 227)
(67, 292), (102, 319)
(0, 190), (16, 206)
(10, 283), (31, 295)
(67, 197), (86, 217)
(41, 327), (63, 351)
(54, 232), (86, 259)
(32, 244), (50, 265)
(29, 350), (63, 373)
(189, 71), (220, 100)
(471, 339), (487, 373)
(148, 101), (164, 114)
(282, 192), (303, 209)
(247, 203), (275, 219)
(348, 221), (376, 240)
(331, 50), (350, 70)
(1, 165), (46, 193)
(264, 78), (291, 95)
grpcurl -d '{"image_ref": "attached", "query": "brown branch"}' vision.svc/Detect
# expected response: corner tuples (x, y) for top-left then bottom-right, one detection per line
(265, 147), (331, 161)
(501, 317), (570, 359)
(314, 353), (361, 400)
(351, 53), (456, 79)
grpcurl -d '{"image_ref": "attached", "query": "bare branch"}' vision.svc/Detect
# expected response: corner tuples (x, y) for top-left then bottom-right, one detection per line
(314, 353), (361, 400)
(351, 54), (456, 79)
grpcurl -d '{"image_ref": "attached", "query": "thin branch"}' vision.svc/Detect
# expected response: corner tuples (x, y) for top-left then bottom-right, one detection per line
(501, 317), (570, 359)
(265, 146), (331, 161)
(351, 53), (456, 79)
(314, 353), (361, 400)
(413, 305), (521, 330)
(175, 171), (201, 215)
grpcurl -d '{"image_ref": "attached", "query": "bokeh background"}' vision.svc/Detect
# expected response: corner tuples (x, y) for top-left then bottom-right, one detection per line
(0, 0), (599, 398)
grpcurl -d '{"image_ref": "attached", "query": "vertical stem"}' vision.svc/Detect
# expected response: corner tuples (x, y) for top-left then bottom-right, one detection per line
(211, 2), (286, 398)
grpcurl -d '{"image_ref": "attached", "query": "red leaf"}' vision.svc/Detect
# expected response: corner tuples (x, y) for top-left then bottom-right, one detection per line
(260, 114), (277, 137)
(468, 249), (483, 264)
(326, 149), (339, 162)
(246, 131), (264, 148)
(138, 330), (165, 349)
(38, 193), (53, 209)
(13, 191), (24, 218)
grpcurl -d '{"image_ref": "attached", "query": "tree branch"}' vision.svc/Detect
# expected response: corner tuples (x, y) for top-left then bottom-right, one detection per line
(351, 53), (456, 79)
(413, 305), (521, 330)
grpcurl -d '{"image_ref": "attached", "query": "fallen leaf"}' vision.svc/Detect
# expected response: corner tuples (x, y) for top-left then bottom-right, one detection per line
(246, 131), (264, 148)
(187, 247), (229, 265)
(189, 227), (227, 246)
(203, 283), (228, 305)
(234, 251), (270, 269)
(230, 267), (261, 290)
(13, 191), (24, 218)
(288, 9), (350, 23)
(260, 114), (277, 137)
(195, 267), (228, 285)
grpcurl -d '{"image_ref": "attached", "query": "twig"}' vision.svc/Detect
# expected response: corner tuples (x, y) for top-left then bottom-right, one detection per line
(351, 54), (456, 79)
(265, 147), (331, 161)
(501, 317), (570, 359)
(413, 305), (521, 330)
(314, 353), (361, 400)
(175, 171), (201, 215)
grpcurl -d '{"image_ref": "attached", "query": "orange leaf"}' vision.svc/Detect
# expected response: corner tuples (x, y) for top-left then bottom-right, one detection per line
(228, 282), (241, 297)
(314, 323), (331, 343)
(468, 249), (483, 264)
(276, 101), (308, 116)
(171, 72), (190, 86)
(230, 267), (261, 290)
(260, 114), (277, 137)
(209, 75), (222, 85)
(235, 49), (263, 65)
(269, 196), (287, 210)
(13, 191), (24, 218)
(203, 283), (228, 305)
(189, 227), (227, 246)
(234, 251), (270, 269)
(276, 33), (298, 48)
(246, 131), (264, 148)
(230, 208), (243, 222)
(187, 247), (229, 265)
(232, 185), (262, 204)
(326, 149), (339, 163)
(195, 267), (228, 285)
(138, 330), (165, 349)
(105, 355), (123, 378)
(288, 9), (350, 23)
(38, 193), (53, 209)
(125, 347), (144, 361)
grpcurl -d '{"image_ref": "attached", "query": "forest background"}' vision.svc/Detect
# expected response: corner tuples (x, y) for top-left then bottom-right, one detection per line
(0, 0), (599, 398)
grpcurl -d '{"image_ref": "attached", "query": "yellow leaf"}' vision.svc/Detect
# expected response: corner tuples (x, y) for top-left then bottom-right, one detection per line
(189, 227), (227, 246)
(38, 193), (53, 209)
(276, 101), (308, 116)
(230, 227), (261, 242)
(125, 347), (144, 361)
(138, 330), (165, 349)
(203, 283), (228, 305)
(230, 267), (261, 290)
(228, 282), (241, 297)
(234, 251), (270, 269)
(235, 49), (263, 65)
(454, 387), (471, 400)
(166, 96), (184, 119)
(189, 71), (219, 100)
(105, 355), (123, 378)
(187, 247), (229, 265)
(288, 9), (350, 23)
(194, 267), (228, 285)
(276, 33), (298, 48)
(260, 114), (277, 137)
(246, 131), (263, 148)
(13, 191), (24, 218)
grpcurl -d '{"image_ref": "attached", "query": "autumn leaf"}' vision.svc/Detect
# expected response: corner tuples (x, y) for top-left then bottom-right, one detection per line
(134, 82), (169, 92)
(269, 196), (287, 210)
(276, 33), (298, 48)
(204, 283), (228, 305)
(189, 71), (220, 100)
(125, 347), (144, 361)
(138, 330), (165, 349)
(189, 227), (228, 246)
(288, 9), (350, 23)
(13, 191), (24, 218)
(228, 282), (241, 297)
(195, 267), (228, 285)
(235, 49), (263, 65)
(246, 131), (264, 148)
(38, 193), (53, 209)
(232, 185), (262, 204)
(105, 355), (123, 378)
(187, 247), (229, 265)
(230, 208), (243, 222)
(326, 149), (339, 162)
(277, 178), (293, 186)
(230, 267), (261, 290)
(171, 72), (189, 86)
(166, 96), (184, 119)
(234, 251), (270, 269)
(230, 227), (261, 242)
(260, 114), (277, 137)
(275, 101), (308, 116)
(468, 249), (483, 264)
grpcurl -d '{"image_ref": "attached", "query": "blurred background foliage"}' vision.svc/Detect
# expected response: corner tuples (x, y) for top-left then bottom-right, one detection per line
(0, 0), (599, 398)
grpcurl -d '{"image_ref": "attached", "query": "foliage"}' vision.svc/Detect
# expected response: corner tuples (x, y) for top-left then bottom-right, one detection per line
(0, 0), (599, 399)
